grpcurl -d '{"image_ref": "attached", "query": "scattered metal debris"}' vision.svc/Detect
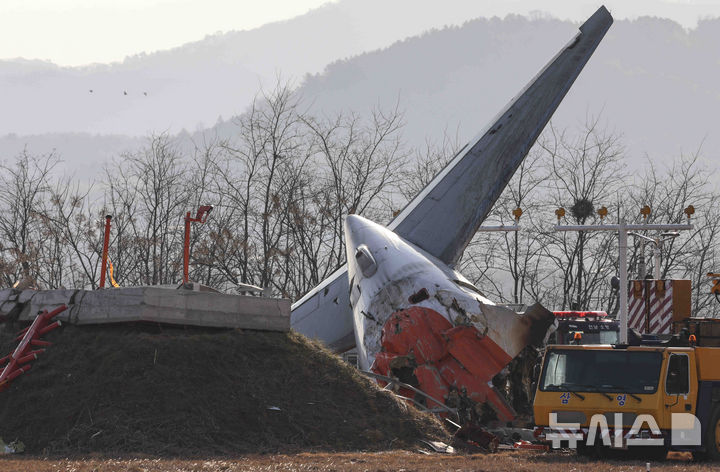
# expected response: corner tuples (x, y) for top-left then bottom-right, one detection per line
(453, 423), (500, 453)
(0, 438), (24, 454)
(420, 440), (455, 454)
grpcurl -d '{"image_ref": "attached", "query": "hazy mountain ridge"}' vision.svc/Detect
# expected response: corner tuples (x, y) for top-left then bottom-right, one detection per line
(299, 14), (720, 165)
(11, 0), (698, 137)
(1, 11), (720, 176)
(2, 0), (505, 138)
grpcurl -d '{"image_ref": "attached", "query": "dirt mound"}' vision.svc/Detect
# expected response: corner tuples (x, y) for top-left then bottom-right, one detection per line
(0, 322), (448, 456)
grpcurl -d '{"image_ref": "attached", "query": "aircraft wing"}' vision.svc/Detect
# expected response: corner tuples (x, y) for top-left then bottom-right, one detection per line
(291, 6), (613, 350)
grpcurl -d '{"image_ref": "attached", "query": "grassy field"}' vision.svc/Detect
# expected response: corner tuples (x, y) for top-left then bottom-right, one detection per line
(0, 450), (715, 472)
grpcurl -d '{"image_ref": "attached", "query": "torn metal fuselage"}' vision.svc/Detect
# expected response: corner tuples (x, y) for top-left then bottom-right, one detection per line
(345, 214), (555, 422)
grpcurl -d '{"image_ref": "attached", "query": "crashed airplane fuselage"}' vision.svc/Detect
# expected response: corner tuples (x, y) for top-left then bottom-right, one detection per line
(291, 6), (613, 418)
(345, 214), (554, 420)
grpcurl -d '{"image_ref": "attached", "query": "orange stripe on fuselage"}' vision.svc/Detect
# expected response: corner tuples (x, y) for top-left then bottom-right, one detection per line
(371, 305), (516, 422)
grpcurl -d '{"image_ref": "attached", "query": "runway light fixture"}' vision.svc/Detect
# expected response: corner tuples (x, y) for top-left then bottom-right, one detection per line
(597, 206), (608, 221)
(684, 205), (695, 221)
(512, 207), (523, 222)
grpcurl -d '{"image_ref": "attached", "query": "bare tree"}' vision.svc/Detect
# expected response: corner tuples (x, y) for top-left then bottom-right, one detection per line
(209, 81), (311, 294)
(38, 178), (98, 288)
(539, 118), (626, 310)
(103, 133), (190, 286)
(0, 150), (58, 288)
(302, 104), (407, 282)
(629, 149), (720, 316)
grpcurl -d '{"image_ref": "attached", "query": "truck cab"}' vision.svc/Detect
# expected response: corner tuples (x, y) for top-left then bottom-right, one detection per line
(533, 343), (720, 459)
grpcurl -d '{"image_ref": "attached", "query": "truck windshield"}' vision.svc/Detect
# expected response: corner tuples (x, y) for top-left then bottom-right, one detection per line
(558, 330), (618, 345)
(540, 349), (662, 394)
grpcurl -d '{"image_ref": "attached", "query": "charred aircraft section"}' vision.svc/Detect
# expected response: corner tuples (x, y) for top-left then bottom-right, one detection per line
(344, 214), (555, 420)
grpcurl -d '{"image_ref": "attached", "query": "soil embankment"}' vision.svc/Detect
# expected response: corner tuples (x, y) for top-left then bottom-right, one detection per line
(0, 323), (447, 456)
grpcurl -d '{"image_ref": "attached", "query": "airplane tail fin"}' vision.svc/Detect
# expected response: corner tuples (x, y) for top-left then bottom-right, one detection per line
(390, 6), (613, 266)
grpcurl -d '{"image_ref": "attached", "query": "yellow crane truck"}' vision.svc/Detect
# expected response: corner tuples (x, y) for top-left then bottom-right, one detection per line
(533, 337), (720, 460)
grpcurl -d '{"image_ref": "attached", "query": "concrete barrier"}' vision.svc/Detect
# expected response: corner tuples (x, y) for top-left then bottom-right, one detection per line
(3, 286), (290, 332)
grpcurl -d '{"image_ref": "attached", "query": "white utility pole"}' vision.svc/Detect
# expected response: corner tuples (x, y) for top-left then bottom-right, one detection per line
(476, 207), (523, 232)
(553, 206), (694, 344)
(476, 225), (521, 232)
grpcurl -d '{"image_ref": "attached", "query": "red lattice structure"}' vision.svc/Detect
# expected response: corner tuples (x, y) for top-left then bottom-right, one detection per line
(0, 305), (67, 392)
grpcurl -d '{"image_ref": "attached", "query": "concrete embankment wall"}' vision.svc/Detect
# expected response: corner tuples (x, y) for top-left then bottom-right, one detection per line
(0, 286), (290, 331)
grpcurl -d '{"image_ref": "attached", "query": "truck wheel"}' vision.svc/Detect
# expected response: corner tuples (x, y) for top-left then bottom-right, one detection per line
(576, 443), (596, 457)
(642, 446), (668, 461)
(703, 405), (720, 461)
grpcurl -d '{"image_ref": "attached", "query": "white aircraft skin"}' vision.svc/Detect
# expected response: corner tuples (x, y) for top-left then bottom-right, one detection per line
(291, 6), (614, 354)
(345, 214), (554, 420)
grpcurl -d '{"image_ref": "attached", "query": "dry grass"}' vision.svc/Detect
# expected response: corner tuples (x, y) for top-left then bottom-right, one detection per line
(0, 450), (716, 472)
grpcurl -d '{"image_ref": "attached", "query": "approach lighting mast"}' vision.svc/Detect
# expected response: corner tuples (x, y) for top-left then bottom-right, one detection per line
(553, 205), (694, 344)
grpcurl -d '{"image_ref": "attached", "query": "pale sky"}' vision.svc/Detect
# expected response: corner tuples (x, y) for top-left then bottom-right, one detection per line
(1, 0), (333, 66)
(3, 0), (720, 67)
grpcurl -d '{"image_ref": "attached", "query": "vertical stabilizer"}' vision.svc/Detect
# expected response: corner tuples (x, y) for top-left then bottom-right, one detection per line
(390, 6), (613, 265)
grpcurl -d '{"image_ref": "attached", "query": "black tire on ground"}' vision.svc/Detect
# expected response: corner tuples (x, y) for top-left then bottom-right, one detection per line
(576, 443), (594, 457)
(576, 444), (607, 459)
(633, 446), (667, 461)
